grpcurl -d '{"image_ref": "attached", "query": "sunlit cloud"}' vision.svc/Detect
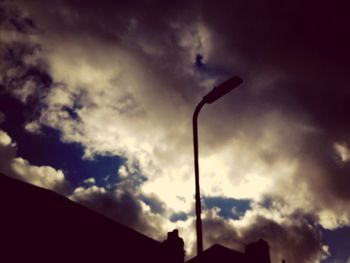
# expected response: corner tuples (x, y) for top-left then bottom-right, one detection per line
(334, 142), (350, 162)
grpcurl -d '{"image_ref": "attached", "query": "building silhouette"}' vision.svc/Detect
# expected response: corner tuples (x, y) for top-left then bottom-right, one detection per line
(246, 238), (271, 263)
(0, 173), (166, 262)
(163, 229), (185, 263)
(187, 239), (271, 263)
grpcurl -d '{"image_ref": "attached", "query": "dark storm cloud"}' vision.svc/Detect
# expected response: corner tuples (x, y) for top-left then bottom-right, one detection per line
(0, 2), (36, 34)
(191, 0), (350, 156)
(199, 0), (350, 138)
(7, 0), (350, 141)
(202, 208), (325, 263)
(283, 133), (350, 222)
(241, 213), (324, 263)
(8, 0), (205, 100)
(0, 1), (52, 126)
(71, 186), (151, 234)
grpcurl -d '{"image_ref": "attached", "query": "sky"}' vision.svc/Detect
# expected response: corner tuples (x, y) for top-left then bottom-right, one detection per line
(1, 0), (350, 262)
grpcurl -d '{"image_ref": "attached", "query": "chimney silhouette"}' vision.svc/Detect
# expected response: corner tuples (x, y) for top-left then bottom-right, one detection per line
(245, 239), (271, 263)
(163, 229), (185, 263)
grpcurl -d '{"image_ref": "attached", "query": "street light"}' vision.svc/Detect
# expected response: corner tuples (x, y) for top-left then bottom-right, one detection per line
(193, 76), (242, 255)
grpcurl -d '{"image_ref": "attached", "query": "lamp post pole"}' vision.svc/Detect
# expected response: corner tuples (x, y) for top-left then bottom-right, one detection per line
(193, 99), (206, 255)
(192, 76), (242, 256)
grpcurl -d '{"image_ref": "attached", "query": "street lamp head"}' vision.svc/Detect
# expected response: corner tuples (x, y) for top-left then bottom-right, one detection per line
(203, 76), (242, 104)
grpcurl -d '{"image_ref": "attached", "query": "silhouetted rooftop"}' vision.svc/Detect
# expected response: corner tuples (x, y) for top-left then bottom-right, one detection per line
(187, 244), (246, 263)
(186, 239), (271, 263)
(0, 173), (166, 262)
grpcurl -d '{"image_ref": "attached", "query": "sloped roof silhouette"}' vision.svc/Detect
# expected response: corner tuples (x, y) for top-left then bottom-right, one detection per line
(186, 240), (272, 263)
(186, 244), (246, 263)
(0, 173), (165, 262)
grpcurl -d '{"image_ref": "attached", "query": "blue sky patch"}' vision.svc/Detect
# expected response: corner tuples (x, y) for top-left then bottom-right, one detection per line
(0, 94), (122, 187)
(203, 196), (251, 220)
(170, 212), (188, 222)
(321, 226), (350, 263)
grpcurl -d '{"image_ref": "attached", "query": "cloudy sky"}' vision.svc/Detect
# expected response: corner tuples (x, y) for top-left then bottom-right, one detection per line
(1, 0), (350, 262)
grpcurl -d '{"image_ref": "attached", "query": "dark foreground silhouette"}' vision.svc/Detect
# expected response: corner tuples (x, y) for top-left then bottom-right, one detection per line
(0, 173), (167, 262)
(0, 173), (272, 263)
(187, 239), (271, 263)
